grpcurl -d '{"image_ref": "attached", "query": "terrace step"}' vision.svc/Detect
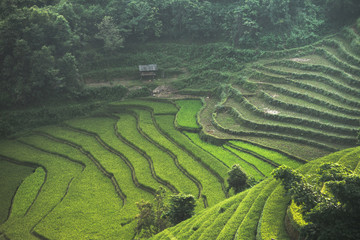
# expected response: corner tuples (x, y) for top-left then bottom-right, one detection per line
(34, 131), (127, 205)
(226, 143), (279, 167)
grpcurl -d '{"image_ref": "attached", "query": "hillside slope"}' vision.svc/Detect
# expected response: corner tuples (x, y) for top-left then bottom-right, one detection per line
(151, 146), (360, 240)
(199, 26), (360, 160)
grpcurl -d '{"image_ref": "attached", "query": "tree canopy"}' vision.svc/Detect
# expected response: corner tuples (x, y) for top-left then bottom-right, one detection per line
(0, 0), (359, 108)
(272, 164), (360, 240)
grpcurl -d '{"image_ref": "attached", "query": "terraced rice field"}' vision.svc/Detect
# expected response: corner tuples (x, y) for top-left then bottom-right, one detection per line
(0, 98), (301, 239)
(1, 28), (359, 239)
(203, 27), (360, 160)
(152, 145), (360, 240)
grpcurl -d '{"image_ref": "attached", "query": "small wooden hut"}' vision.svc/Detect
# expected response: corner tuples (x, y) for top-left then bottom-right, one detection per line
(139, 64), (158, 79)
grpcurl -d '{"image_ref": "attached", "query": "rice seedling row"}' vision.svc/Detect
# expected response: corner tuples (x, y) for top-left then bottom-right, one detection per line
(115, 112), (198, 196)
(256, 185), (291, 240)
(320, 38), (360, 66)
(234, 179), (278, 240)
(69, 115), (174, 195)
(226, 143), (279, 167)
(224, 145), (275, 176)
(248, 92), (358, 131)
(268, 60), (360, 88)
(0, 141), (81, 239)
(0, 159), (35, 225)
(63, 120), (157, 196)
(228, 141), (303, 168)
(16, 133), (136, 239)
(259, 82), (360, 116)
(112, 115), (179, 194)
(213, 111), (338, 152)
(154, 114), (229, 204)
(149, 112), (226, 206)
(261, 90), (360, 126)
(251, 70), (360, 110)
(313, 47), (360, 76)
(222, 101), (356, 146)
(110, 99), (178, 115)
(39, 125), (154, 219)
(35, 131), (127, 203)
(183, 132), (265, 181)
(0, 161), (45, 221)
(261, 86), (360, 119)
(174, 99), (203, 131)
(215, 179), (270, 240)
(255, 64), (360, 98)
(155, 113), (230, 180)
(232, 88), (357, 137)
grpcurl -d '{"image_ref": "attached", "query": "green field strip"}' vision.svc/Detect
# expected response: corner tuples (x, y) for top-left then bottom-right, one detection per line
(18, 140), (86, 172)
(234, 180), (278, 240)
(154, 113), (230, 181)
(35, 131), (127, 204)
(314, 47), (360, 76)
(258, 82), (360, 117)
(267, 59), (360, 88)
(228, 141), (303, 169)
(63, 120), (157, 196)
(113, 116), (179, 194)
(251, 69), (360, 110)
(246, 91), (358, 131)
(110, 99), (178, 115)
(115, 113), (197, 196)
(154, 114), (229, 205)
(214, 111), (339, 152)
(260, 83), (360, 118)
(254, 64), (360, 99)
(133, 108), (228, 205)
(215, 179), (270, 240)
(118, 111), (205, 208)
(175, 99), (202, 131)
(320, 38), (360, 66)
(31, 177), (75, 239)
(261, 90), (360, 127)
(68, 115), (175, 195)
(223, 99), (357, 146)
(130, 109), (207, 200)
(224, 146), (275, 176)
(195, 200), (240, 240)
(171, 191), (249, 240)
(0, 141), (81, 239)
(152, 119), (223, 207)
(183, 132), (231, 168)
(0, 160), (34, 225)
(226, 142), (279, 168)
(183, 132), (265, 181)
(39, 125), (154, 217)
(200, 98), (339, 160)
(16, 134), (137, 239)
(256, 184), (290, 240)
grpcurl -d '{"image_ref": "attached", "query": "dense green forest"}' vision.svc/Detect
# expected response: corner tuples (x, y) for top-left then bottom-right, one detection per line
(1, 0), (359, 108)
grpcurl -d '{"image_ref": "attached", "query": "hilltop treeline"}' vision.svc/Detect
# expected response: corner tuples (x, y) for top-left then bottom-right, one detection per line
(0, 0), (359, 107)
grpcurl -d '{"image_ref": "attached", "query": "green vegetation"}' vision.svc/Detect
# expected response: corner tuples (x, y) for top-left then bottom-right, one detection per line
(151, 144), (360, 240)
(1, 0), (360, 238)
(0, 160), (34, 224)
(175, 99), (202, 130)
